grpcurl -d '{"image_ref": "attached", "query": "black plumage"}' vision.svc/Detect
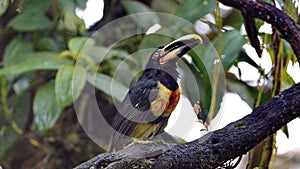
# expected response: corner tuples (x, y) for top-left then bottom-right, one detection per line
(108, 34), (202, 151)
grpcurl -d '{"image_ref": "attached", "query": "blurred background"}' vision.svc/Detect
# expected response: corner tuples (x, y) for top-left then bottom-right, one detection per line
(0, 0), (299, 168)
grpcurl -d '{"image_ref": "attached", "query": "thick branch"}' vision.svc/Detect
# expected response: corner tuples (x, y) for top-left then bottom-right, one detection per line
(218, 0), (300, 64)
(74, 82), (300, 169)
(74, 1), (300, 168)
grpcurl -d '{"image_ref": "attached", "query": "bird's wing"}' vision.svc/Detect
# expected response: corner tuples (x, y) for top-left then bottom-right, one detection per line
(109, 87), (160, 151)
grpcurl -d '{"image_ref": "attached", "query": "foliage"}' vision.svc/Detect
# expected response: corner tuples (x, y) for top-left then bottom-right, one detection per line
(0, 0), (298, 168)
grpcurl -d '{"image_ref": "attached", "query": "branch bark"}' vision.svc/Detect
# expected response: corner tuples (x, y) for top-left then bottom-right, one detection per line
(74, 0), (300, 168)
(218, 0), (300, 64)
(74, 82), (300, 169)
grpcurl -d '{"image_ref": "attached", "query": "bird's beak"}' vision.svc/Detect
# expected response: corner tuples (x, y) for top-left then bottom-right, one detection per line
(160, 34), (202, 64)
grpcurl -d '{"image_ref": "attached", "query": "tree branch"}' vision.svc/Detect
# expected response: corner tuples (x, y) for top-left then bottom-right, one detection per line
(74, 0), (300, 168)
(218, 0), (300, 64)
(74, 82), (300, 169)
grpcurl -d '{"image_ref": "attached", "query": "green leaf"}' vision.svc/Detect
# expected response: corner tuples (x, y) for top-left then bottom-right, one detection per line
(222, 9), (243, 30)
(108, 49), (135, 61)
(151, 0), (179, 14)
(0, 0), (9, 17)
(8, 0), (52, 31)
(122, 0), (152, 13)
(0, 92), (31, 162)
(0, 126), (18, 162)
(3, 38), (33, 67)
(24, 0), (51, 12)
(35, 37), (63, 51)
(8, 13), (52, 31)
(281, 125), (289, 138)
(55, 64), (87, 108)
(59, 0), (76, 11)
(55, 64), (73, 108)
(176, 0), (216, 23)
(106, 49), (138, 70)
(122, 0), (159, 29)
(68, 37), (95, 56)
(86, 73), (128, 102)
(33, 82), (62, 135)
(188, 43), (226, 121)
(109, 59), (137, 87)
(226, 77), (257, 107)
(9, 92), (31, 131)
(213, 30), (246, 70)
(59, 1), (86, 32)
(84, 46), (131, 65)
(59, 10), (86, 33)
(72, 65), (87, 102)
(85, 46), (108, 64)
(281, 68), (295, 91)
(0, 52), (61, 76)
(179, 59), (212, 120)
(226, 75), (272, 107)
(9, 91), (31, 129)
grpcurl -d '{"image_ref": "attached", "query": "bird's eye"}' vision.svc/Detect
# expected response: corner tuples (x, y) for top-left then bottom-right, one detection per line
(151, 51), (160, 59)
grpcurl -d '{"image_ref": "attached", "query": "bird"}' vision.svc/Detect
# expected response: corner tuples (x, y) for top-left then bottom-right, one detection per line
(108, 34), (202, 151)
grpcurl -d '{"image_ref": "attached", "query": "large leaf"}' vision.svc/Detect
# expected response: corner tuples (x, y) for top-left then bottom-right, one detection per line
(68, 37), (95, 56)
(55, 64), (87, 108)
(8, 0), (52, 31)
(0, 52), (61, 76)
(226, 75), (271, 107)
(85, 46), (108, 64)
(109, 59), (136, 87)
(212, 30), (246, 70)
(122, 0), (159, 29)
(179, 59), (212, 121)
(72, 65), (87, 102)
(55, 64), (74, 108)
(0, 0), (8, 17)
(226, 77), (257, 107)
(175, 0), (216, 23)
(33, 82), (62, 135)
(8, 14), (52, 31)
(86, 73), (128, 102)
(188, 42), (226, 121)
(3, 38), (33, 67)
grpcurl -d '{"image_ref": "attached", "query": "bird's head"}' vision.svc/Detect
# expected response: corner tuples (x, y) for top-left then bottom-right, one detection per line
(145, 34), (202, 70)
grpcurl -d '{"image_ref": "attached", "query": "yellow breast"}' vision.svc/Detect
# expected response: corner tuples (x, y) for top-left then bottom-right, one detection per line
(150, 81), (180, 117)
